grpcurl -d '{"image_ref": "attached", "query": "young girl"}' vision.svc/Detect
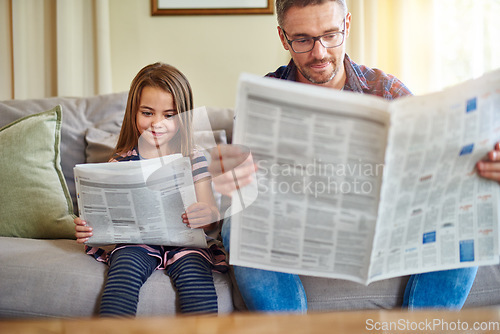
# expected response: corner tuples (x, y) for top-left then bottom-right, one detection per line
(75, 62), (226, 316)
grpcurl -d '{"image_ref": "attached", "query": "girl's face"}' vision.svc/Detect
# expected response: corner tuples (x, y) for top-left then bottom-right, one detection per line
(136, 86), (180, 156)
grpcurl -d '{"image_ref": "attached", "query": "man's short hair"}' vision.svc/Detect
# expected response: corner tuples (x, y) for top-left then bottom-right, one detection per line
(276, 0), (347, 27)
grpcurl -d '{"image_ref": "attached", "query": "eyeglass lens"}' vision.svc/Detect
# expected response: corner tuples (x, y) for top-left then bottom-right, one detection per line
(291, 33), (344, 53)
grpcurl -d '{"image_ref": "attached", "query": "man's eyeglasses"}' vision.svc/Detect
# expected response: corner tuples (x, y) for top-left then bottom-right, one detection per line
(281, 19), (346, 54)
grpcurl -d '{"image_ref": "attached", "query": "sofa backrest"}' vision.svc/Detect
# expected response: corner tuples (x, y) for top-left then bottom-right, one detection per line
(0, 93), (234, 214)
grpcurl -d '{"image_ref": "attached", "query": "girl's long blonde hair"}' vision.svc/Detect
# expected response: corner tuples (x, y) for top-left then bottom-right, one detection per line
(113, 62), (194, 158)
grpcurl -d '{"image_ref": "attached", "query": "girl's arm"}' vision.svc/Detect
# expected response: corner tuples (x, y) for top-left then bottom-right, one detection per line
(183, 177), (220, 233)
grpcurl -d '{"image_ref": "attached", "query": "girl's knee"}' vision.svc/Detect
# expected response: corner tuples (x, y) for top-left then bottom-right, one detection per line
(108, 248), (158, 280)
(179, 253), (211, 269)
(167, 253), (213, 280)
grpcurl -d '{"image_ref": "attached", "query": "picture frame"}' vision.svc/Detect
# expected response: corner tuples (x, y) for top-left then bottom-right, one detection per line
(151, 0), (274, 15)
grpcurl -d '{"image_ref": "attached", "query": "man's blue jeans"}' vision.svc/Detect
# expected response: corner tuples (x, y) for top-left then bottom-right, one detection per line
(222, 218), (307, 312)
(222, 217), (477, 312)
(402, 266), (478, 310)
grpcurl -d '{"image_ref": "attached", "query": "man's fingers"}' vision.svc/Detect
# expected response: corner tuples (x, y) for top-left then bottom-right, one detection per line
(209, 144), (257, 196)
(212, 163), (256, 196)
(208, 144), (251, 176)
(477, 158), (500, 182)
(477, 161), (500, 172)
(477, 171), (500, 182)
(488, 150), (500, 161)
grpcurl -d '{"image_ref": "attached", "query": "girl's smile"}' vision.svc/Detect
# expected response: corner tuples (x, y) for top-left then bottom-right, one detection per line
(150, 129), (167, 137)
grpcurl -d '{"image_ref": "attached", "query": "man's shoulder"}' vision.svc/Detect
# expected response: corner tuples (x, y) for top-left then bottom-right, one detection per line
(348, 59), (412, 99)
(265, 60), (296, 81)
(355, 63), (401, 87)
(265, 65), (290, 79)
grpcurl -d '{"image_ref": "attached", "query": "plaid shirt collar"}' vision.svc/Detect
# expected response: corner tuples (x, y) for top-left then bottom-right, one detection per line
(266, 53), (412, 99)
(343, 54), (370, 92)
(269, 54), (367, 92)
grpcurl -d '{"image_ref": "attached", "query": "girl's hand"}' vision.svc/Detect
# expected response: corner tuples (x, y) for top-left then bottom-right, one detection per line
(182, 202), (218, 231)
(74, 217), (93, 244)
(477, 142), (500, 182)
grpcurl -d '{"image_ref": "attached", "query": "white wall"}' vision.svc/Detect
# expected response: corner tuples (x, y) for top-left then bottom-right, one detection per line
(109, 0), (289, 108)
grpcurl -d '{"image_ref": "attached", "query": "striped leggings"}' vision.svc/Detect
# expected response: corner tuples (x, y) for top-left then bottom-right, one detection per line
(99, 247), (218, 317)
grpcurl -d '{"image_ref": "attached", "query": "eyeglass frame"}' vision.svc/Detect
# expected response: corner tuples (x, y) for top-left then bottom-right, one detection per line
(281, 18), (346, 54)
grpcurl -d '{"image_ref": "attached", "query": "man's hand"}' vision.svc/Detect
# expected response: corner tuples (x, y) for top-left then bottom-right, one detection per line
(477, 142), (500, 182)
(208, 144), (257, 197)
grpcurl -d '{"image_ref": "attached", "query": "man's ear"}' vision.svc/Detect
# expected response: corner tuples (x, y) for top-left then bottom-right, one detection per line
(345, 12), (352, 38)
(277, 26), (290, 51)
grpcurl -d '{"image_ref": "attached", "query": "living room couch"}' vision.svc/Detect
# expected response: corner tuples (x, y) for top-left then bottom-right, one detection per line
(1, 92), (499, 318)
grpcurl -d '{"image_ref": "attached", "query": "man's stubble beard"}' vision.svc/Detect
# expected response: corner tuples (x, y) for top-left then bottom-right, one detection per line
(297, 57), (339, 85)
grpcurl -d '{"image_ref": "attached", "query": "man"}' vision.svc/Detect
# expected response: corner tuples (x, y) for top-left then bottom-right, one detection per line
(270, 0), (409, 97)
(210, 0), (494, 312)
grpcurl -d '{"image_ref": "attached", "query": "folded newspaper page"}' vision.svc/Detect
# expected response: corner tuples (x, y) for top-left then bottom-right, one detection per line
(74, 154), (207, 248)
(229, 70), (500, 285)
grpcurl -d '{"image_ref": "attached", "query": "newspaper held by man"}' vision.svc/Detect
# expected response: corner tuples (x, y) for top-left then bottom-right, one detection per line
(229, 70), (500, 285)
(74, 154), (207, 248)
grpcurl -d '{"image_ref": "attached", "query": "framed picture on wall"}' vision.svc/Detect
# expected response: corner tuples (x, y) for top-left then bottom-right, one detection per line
(151, 0), (274, 15)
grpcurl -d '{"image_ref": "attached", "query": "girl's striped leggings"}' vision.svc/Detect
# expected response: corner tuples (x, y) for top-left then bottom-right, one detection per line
(99, 247), (218, 317)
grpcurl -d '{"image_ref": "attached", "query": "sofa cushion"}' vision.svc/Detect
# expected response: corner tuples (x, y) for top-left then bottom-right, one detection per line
(0, 92), (128, 214)
(299, 264), (500, 311)
(0, 96), (234, 214)
(84, 127), (119, 163)
(0, 236), (234, 318)
(0, 107), (75, 238)
(203, 107), (234, 144)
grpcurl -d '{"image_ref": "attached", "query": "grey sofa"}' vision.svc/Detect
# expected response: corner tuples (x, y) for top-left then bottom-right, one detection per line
(0, 92), (499, 318)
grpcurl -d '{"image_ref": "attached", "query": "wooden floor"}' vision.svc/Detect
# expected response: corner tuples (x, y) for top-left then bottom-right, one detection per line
(1, 307), (500, 334)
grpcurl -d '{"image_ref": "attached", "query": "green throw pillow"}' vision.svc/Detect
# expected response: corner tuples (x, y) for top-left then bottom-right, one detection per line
(0, 106), (75, 238)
